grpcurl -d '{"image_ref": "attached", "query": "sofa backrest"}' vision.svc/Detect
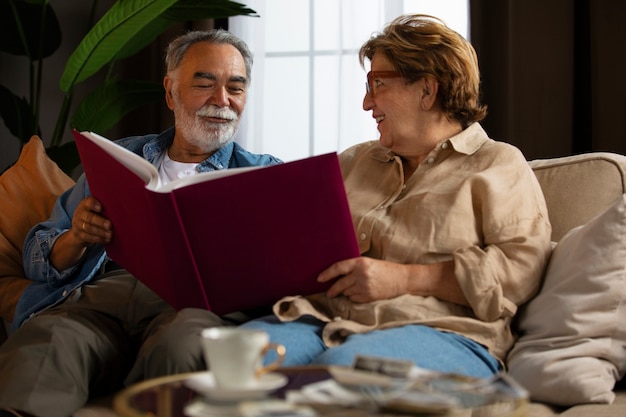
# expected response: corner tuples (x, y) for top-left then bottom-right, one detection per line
(529, 152), (626, 242)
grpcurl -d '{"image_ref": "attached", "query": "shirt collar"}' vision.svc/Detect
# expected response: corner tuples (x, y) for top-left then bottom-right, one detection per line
(198, 141), (236, 171)
(447, 122), (489, 155)
(369, 122), (489, 162)
(141, 126), (237, 172)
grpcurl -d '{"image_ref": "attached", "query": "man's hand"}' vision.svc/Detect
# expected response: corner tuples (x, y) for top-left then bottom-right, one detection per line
(71, 196), (113, 246)
(50, 197), (112, 271)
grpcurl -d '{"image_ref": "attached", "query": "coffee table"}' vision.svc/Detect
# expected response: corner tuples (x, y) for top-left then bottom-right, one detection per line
(113, 367), (528, 417)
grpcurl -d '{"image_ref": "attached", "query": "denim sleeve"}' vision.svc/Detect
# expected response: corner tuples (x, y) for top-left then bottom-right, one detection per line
(22, 174), (96, 284)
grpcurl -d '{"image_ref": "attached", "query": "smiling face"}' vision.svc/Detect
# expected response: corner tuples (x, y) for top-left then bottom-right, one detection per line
(362, 53), (428, 155)
(164, 42), (248, 161)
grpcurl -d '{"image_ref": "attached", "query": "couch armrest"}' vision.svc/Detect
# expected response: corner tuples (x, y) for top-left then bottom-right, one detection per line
(529, 152), (626, 241)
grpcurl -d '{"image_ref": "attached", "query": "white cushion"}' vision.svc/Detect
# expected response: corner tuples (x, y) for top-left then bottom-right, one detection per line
(507, 193), (626, 406)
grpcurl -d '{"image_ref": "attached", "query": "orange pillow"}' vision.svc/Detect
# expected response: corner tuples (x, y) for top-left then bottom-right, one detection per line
(0, 136), (75, 322)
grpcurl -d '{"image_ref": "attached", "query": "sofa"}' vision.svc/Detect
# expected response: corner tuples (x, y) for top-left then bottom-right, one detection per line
(515, 153), (626, 417)
(1, 136), (626, 416)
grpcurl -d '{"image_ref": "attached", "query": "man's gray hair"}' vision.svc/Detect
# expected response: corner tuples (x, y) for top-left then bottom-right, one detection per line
(165, 29), (253, 84)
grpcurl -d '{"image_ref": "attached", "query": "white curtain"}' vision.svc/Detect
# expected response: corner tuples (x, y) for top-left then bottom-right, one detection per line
(230, 0), (468, 161)
(229, 0), (269, 155)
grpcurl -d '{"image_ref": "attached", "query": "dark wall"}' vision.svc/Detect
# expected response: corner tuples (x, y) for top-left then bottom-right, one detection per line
(471, 0), (626, 159)
(0, 2), (113, 172)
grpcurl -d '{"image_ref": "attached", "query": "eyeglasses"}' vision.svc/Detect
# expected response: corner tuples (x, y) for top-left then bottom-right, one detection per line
(365, 71), (402, 96)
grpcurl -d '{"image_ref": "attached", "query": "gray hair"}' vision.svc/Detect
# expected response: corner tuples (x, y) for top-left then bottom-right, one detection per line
(165, 29), (253, 84)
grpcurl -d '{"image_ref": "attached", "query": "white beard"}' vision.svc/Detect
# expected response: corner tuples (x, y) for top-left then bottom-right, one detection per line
(173, 97), (240, 154)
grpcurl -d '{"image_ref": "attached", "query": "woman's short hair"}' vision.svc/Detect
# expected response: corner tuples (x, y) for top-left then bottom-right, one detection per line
(359, 14), (487, 127)
(165, 29), (253, 85)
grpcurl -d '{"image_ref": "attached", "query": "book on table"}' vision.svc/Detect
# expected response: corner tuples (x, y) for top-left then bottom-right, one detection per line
(72, 129), (360, 315)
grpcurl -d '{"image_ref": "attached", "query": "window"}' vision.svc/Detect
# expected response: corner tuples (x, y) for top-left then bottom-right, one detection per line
(230, 0), (469, 161)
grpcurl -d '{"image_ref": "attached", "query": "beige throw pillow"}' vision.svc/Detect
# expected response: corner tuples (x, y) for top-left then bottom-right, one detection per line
(507, 193), (626, 406)
(0, 136), (75, 322)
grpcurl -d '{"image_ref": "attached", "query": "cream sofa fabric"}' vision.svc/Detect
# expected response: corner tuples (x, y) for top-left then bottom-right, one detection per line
(520, 152), (626, 415)
(529, 152), (626, 241)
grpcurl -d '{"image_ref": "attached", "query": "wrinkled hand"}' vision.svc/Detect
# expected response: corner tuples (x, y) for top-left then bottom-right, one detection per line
(317, 257), (410, 303)
(50, 196), (113, 271)
(71, 196), (112, 247)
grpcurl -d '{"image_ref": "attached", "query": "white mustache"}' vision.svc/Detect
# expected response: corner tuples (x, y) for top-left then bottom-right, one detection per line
(196, 106), (238, 121)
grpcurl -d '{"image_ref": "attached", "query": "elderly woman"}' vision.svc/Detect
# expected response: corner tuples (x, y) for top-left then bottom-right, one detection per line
(242, 14), (552, 378)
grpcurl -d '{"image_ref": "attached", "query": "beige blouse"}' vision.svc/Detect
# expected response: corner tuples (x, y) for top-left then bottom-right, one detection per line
(274, 123), (552, 363)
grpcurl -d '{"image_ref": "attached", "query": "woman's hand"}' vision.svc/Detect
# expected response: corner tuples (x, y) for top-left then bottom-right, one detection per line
(318, 257), (411, 303)
(50, 197), (112, 271)
(318, 257), (467, 305)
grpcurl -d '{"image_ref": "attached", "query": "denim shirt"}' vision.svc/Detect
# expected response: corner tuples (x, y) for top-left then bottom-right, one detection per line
(15, 127), (282, 329)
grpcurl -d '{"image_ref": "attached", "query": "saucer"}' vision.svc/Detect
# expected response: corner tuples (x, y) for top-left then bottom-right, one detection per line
(185, 372), (288, 401)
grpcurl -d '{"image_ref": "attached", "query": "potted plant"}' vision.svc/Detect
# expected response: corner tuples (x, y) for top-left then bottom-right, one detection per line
(0, 0), (257, 174)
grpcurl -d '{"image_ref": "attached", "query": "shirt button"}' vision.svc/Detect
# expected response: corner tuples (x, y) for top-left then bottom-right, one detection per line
(360, 233), (367, 240)
(441, 142), (449, 149)
(427, 157), (435, 164)
(62, 290), (68, 297)
(333, 316), (342, 322)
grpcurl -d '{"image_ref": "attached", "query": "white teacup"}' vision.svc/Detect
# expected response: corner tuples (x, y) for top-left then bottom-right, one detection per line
(200, 327), (286, 389)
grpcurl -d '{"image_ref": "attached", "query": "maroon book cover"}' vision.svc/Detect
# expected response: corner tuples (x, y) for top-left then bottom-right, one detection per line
(73, 129), (359, 315)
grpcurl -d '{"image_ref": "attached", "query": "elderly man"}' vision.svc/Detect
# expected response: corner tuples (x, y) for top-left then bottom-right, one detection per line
(0, 29), (281, 417)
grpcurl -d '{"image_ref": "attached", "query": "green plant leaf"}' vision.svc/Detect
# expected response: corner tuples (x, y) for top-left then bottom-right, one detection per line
(70, 79), (165, 134)
(0, 85), (38, 143)
(164, 0), (258, 20)
(112, 0), (259, 61)
(60, 0), (258, 93)
(0, 0), (61, 58)
(60, 0), (179, 93)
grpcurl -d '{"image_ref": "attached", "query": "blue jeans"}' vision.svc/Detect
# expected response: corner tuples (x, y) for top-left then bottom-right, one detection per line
(240, 315), (501, 379)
